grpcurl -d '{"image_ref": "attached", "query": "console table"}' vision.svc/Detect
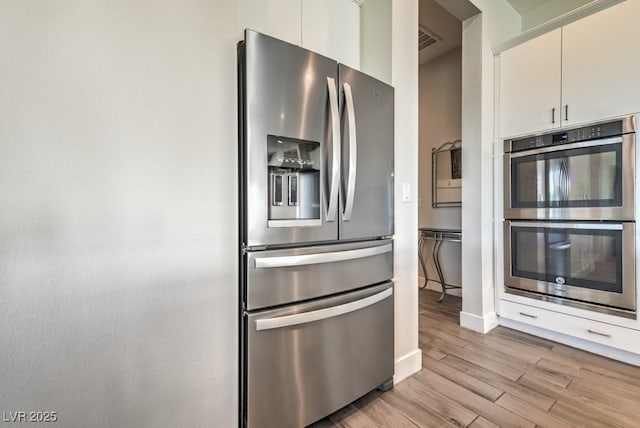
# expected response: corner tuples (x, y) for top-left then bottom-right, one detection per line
(418, 227), (462, 302)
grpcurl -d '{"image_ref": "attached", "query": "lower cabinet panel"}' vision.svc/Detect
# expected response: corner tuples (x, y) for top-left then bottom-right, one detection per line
(500, 300), (640, 355)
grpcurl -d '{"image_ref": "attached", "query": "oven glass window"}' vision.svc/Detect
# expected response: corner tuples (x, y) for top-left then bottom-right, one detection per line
(512, 226), (622, 293)
(511, 143), (621, 208)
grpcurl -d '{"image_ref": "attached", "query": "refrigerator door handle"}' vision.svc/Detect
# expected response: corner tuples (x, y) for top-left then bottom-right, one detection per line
(255, 287), (392, 331)
(343, 82), (357, 221)
(326, 76), (341, 222)
(254, 243), (392, 268)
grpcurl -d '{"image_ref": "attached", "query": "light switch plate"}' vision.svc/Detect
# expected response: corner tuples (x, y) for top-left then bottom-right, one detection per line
(402, 182), (411, 202)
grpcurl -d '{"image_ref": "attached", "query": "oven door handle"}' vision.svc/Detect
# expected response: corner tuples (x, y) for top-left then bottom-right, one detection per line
(508, 221), (623, 230)
(255, 288), (392, 331)
(508, 136), (623, 158)
(549, 242), (571, 250)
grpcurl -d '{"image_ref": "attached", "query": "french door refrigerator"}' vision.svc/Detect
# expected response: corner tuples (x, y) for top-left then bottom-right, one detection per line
(238, 30), (394, 428)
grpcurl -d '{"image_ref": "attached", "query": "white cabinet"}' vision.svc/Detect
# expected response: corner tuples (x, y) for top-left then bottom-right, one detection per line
(238, 0), (361, 68)
(237, 0), (302, 46)
(302, 0), (360, 68)
(499, 300), (640, 355)
(499, 1), (640, 138)
(499, 29), (561, 138)
(562, 0), (640, 126)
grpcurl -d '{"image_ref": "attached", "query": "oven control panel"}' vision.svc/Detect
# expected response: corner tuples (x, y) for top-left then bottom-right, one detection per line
(506, 119), (626, 153)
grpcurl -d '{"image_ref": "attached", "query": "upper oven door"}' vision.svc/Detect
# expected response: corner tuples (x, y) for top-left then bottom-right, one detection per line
(504, 134), (635, 220)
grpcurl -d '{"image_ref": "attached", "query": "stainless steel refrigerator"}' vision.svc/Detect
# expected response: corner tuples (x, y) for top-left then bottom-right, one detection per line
(238, 30), (394, 428)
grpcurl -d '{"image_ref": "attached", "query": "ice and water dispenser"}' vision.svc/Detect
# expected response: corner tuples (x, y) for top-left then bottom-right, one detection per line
(267, 135), (321, 224)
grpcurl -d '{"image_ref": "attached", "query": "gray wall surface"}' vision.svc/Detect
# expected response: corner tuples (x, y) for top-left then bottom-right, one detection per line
(0, 1), (238, 426)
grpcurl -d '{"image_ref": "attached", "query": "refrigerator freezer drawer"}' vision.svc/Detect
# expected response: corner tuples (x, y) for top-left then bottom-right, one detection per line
(244, 282), (394, 428)
(245, 239), (393, 310)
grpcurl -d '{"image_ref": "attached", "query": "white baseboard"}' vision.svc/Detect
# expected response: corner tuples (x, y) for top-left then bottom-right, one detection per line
(459, 311), (499, 333)
(393, 348), (422, 384)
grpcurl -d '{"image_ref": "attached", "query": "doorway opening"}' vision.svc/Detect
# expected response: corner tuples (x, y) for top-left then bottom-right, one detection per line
(417, 0), (464, 313)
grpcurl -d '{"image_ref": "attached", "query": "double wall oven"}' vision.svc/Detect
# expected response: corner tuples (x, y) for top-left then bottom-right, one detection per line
(503, 116), (636, 318)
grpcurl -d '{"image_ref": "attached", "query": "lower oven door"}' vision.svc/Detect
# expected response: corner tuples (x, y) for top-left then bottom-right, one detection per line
(243, 282), (394, 428)
(504, 221), (635, 315)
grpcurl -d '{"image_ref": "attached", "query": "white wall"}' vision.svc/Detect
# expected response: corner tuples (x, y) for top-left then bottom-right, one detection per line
(418, 47), (462, 291)
(390, 0), (422, 383)
(460, 0), (520, 332)
(0, 1), (238, 426)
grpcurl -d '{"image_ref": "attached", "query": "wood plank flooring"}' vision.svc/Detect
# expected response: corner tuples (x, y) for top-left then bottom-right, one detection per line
(310, 289), (640, 427)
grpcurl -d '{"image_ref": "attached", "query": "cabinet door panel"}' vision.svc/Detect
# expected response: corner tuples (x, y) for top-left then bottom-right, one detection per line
(499, 29), (561, 138)
(302, 0), (360, 68)
(237, 0), (301, 46)
(562, 1), (640, 125)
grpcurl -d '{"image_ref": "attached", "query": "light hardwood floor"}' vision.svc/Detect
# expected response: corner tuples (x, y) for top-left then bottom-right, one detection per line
(311, 288), (640, 427)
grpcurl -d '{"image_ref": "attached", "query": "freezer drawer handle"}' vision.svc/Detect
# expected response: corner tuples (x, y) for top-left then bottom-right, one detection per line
(255, 288), (393, 331)
(254, 243), (392, 268)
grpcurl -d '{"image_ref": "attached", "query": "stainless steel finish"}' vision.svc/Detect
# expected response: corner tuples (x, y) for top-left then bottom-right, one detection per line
(267, 219), (322, 228)
(241, 30), (339, 246)
(587, 329), (611, 338)
(269, 171), (320, 222)
(503, 133), (635, 221)
(254, 243), (391, 268)
(240, 31), (396, 428)
(509, 136), (622, 158)
(245, 282), (394, 428)
(255, 287), (392, 331)
(342, 82), (357, 221)
(288, 175), (297, 206)
(338, 64), (394, 240)
(519, 312), (538, 319)
(246, 239), (393, 310)
(327, 76), (341, 223)
(505, 287), (637, 319)
(271, 173), (283, 206)
(503, 115), (635, 153)
(503, 220), (636, 314)
(552, 107), (556, 124)
(512, 221), (623, 230)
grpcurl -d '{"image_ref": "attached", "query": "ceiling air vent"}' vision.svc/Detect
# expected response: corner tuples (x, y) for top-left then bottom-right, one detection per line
(419, 25), (442, 50)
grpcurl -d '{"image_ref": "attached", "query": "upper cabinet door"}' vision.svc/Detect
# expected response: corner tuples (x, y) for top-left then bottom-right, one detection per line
(237, 0), (302, 46)
(301, 0), (361, 69)
(562, 0), (640, 126)
(499, 29), (562, 138)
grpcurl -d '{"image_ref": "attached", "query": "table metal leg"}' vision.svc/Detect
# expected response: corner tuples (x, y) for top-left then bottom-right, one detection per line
(432, 234), (448, 302)
(418, 228), (462, 303)
(418, 235), (429, 288)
